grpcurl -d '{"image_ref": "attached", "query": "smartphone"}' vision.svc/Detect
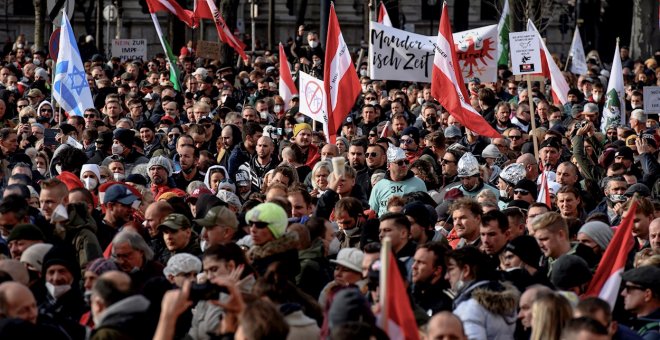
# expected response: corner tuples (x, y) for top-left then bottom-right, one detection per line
(44, 128), (59, 146)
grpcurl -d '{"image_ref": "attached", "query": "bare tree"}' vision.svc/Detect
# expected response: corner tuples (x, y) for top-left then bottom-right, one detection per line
(34, 0), (44, 51)
(629, 0), (659, 59)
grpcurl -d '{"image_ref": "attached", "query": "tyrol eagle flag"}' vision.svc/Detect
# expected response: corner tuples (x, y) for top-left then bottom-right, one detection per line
(430, 2), (500, 138)
(53, 11), (94, 117)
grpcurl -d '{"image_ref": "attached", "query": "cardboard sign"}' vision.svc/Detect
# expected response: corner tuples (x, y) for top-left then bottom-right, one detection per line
(643, 86), (660, 114)
(509, 32), (541, 75)
(111, 39), (147, 62)
(196, 40), (222, 60)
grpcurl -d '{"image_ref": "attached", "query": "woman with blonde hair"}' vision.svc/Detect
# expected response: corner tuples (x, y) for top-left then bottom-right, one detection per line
(530, 292), (573, 340)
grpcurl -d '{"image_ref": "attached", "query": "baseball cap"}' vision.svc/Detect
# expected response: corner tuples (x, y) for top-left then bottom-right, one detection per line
(103, 184), (138, 205)
(245, 203), (288, 239)
(158, 213), (191, 231)
(330, 248), (364, 273)
(194, 206), (239, 229)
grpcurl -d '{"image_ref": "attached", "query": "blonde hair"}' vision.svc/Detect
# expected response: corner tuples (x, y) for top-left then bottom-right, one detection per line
(476, 188), (498, 206)
(530, 293), (573, 340)
(531, 211), (568, 234)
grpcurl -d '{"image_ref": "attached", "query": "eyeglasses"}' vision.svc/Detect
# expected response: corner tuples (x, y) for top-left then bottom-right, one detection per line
(441, 159), (456, 165)
(249, 221), (269, 229)
(400, 138), (414, 145)
(365, 152), (379, 158)
(509, 135), (522, 140)
(84, 114), (96, 118)
(623, 284), (645, 292)
(514, 189), (530, 196)
(393, 159), (409, 166)
(365, 97), (377, 101)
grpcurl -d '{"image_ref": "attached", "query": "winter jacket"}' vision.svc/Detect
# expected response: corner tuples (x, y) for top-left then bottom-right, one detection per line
(453, 280), (519, 340)
(248, 232), (301, 280)
(157, 232), (203, 264)
(62, 202), (103, 273)
(282, 305), (321, 340)
(91, 295), (152, 340)
(227, 143), (252, 181)
(412, 280), (454, 316)
(303, 143), (321, 168)
(369, 170), (427, 217)
(296, 238), (332, 299)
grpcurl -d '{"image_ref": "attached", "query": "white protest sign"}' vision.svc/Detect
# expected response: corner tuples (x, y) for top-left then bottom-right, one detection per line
(643, 86), (660, 114)
(369, 22), (499, 82)
(509, 32), (541, 75)
(298, 71), (329, 139)
(111, 39), (147, 62)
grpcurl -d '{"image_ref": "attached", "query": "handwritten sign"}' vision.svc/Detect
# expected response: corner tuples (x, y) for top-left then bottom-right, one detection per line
(196, 40), (222, 60)
(298, 71), (329, 140)
(368, 22), (498, 82)
(644, 86), (660, 114)
(509, 32), (541, 76)
(111, 39), (147, 62)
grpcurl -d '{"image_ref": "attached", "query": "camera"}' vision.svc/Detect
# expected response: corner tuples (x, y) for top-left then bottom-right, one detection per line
(20, 116), (29, 124)
(188, 282), (228, 303)
(574, 120), (588, 130)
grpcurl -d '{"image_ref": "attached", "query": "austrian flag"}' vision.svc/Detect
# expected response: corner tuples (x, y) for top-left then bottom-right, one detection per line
(279, 43), (298, 110)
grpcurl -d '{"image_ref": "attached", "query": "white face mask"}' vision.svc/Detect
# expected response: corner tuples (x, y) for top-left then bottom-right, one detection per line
(361, 84), (368, 92)
(111, 144), (124, 155)
(55, 164), (62, 174)
(417, 98), (424, 105)
(33, 59), (41, 66)
(83, 177), (98, 190)
(259, 111), (268, 120)
(452, 270), (466, 294)
(37, 167), (47, 175)
(499, 189), (509, 198)
(295, 116), (305, 123)
(46, 282), (72, 299)
(51, 203), (69, 223)
(593, 93), (602, 102)
(309, 40), (319, 48)
(274, 105), (282, 113)
(359, 69), (368, 77)
(369, 100), (378, 106)
(113, 173), (125, 182)
(200, 240), (208, 252)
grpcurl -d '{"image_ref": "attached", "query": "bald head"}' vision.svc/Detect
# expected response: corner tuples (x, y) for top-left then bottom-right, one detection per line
(0, 281), (38, 324)
(517, 153), (537, 167)
(427, 311), (467, 340)
(145, 201), (174, 237)
(321, 144), (339, 161)
(99, 270), (131, 292)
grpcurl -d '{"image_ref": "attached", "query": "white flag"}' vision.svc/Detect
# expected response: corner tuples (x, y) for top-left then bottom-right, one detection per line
(601, 40), (626, 131)
(298, 71), (329, 140)
(569, 27), (588, 75)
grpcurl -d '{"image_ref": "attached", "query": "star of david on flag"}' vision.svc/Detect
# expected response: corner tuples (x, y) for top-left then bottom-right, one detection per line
(52, 12), (94, 117)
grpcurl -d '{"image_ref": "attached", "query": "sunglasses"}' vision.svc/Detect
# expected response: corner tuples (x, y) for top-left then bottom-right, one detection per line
(441, 159), (456, 164)
(249, 221), (269, 229)
(365, 97), (377, 101)
(393, 160), (409, 166)
(368, 133), (377, 137)
(509, 135), (522, 140)
(400, 138), (414, 144)
(514, 189), (530, 195)
(623, 284), (645, 291)
(84, 114), (96, 118)
(365, 152), (379, 158)
(41, 109), (53, 112)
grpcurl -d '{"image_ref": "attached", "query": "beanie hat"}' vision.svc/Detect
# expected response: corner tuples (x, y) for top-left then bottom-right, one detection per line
(514, 179), (538, 199)
(85, 258), (118, 275)
(80, 164), (101, 182)
(245, 203), (288, 239)
(163, 253), (202, 277)
(550, 255), (592, 290)
(505, 235), (542, 269)
(41, 244), (81, 280)
(577, 221), (613, 251)
(113, 128), (135, 148)
(147, 156), (173, 177)
(481, 144), (501, 159)
(7, 224), (45, 243)
(137, 120), (156, 132)
(293, 123), (312, 137)
(57, 171), (84, 191)
(403, 202), (437, 229)
(19, 243), (53, 272)
(401, 126), (420, 143)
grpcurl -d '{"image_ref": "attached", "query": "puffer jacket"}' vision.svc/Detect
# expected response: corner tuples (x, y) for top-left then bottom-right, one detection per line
(453, 280), (519, 340)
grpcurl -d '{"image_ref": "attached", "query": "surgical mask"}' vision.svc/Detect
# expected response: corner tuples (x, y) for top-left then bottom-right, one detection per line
(111, 143), (123, 155)
(200, 240), (208, 252)
(500, 189), (509, 198)
(359, 69), (368, 77)
(274, 105), (282, 113)
(113, 173), (125, 182)
(452, 270), (466, 294)
(295, 116), (305, 123)
(33, 59), (41, 66)
(313, 59), (321, 67)
(549, 119), (561, 128)
(55, 164), (62, 174)
(309, 40), (319, 48)
(37, 167), (47, 175)
(593, 93), (602, 102)
(45, 282), (71, 299)
(259, 111), (268, 120)
(83, 177), (98, 190)
(417, 98), (424, 105)
(51, 204), (69, 223)
(369, 100), (378, 106)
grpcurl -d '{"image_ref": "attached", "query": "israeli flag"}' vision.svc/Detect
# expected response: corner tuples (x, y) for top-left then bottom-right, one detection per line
(52, 12), (94, 117)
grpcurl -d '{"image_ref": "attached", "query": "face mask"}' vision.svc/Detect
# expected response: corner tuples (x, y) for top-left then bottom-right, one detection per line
(295, 116), (305, 123)
(51, 204), (69, 223)
(500, 189), (509, 198)
(113, 173), (125, 182)
(285, 128), (293, 134)
(309, 40), (319, 48)
(84, 290), (92, 305)
(359, 69), (368, 77)
(608, 194), (627, 203)
(259, 111), (268, 120)
(361, 84), (368, 92)
(200, 240), (208, 252)
(220, 95), (227, 103)
(37, 167), (47, 175)
(452, 270), (466, 294)
(593, 93), (602, 102)
(425, 117), (436, 126)
(242, 78), (249, 84)
(417, 98), (424, 105)
(274, 105), (282, 113)
(33, 59), (41, 66)
(111, 144), (123, 155)
(313, 60), (321, 67)
(45, 282), (71, 299)
(369, 100), (378, 106)
(55, 164), (62, 174)
(83, 177), (98, 190)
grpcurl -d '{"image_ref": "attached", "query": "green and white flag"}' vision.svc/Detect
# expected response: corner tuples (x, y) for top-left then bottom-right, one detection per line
(149, 13), (181, 91)
(601, 39), (625, 132)
(497, 0), (510, 66)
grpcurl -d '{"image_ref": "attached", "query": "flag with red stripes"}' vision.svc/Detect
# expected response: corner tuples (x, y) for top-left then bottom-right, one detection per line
(146, 0), (195, 28)
(584, 199), (637, 308)
(537, 170), (552, 208)
(194, 0), (248, 62)
(430, 3), (500, 138)
(279, 43), (298, 110)
(378, 2), (393, 27)
(527, 20), (570, 106)
(323, 3), (361, 143)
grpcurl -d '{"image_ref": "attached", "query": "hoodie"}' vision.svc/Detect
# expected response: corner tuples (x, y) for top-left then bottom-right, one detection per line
(203, 165), (229, 193)
(91, 295), (152, 340)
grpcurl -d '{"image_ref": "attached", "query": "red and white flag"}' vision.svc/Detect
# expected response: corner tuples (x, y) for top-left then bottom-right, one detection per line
(430, 3), (500, 138)
(194, 0), (249, 62)
(378, 3), (393, 27)
(584, 199), (638, 309)
(146, 0), (195, 28)
(527, 20), (570, 106)
(537, 170), (552, 208)
(323, 3), (361, 143)
(381, 252), (420, 340)
(279, 43), (298, 110)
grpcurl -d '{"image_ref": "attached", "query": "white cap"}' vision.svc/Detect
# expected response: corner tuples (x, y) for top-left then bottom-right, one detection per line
(330, 248), (364, 273)
(192, 67), (208, 78)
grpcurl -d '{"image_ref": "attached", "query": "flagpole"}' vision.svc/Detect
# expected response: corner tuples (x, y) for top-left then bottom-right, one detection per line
(379, 236), (391, 334)
(527, 75), (538, 159)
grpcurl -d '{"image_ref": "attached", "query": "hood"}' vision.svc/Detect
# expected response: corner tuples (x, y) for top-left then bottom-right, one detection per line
(248, 232), (298, 261)
(95, 295), (150, 328)
(49, 143), (73, 177)
(64, 202), (98, 233)
(470, 281), (519, 318)
(203, 165), (229, 192)
(37, 100), (53, 119)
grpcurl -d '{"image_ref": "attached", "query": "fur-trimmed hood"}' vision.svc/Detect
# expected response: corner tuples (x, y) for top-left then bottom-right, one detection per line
(456, 280), (519, 317)
(248, 231), (299, 261)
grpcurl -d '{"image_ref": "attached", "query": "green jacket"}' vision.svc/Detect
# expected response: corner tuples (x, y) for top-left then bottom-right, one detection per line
(62, 202), (103, 275)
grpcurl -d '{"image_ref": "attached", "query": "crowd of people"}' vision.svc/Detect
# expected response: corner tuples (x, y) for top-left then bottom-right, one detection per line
(0, 26), (658, 340)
